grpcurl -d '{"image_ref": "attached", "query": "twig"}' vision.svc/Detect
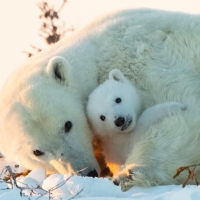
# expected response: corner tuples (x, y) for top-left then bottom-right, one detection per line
(49, 175), (72, 192)
(24, 0), (72, 57)
(5, 166), (19, 188)
(173, 164), (200, 187)
(68, 187), (84, 200)
(58, 0), (67, 13)
(36, 175), (73, 200)
(2, 166), (84, 199)
(4, 170), (31, 181)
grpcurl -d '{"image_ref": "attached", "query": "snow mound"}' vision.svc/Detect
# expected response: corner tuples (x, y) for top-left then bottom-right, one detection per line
(42, 174), (200, 200)
(0, 168), (200, 200)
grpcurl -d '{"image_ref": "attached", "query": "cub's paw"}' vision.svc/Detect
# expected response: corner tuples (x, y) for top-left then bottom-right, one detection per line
(112, 164), (143, 191)
(112, 164), (156, 191)
(112, 166), (134, 192)
(168, 102), (186, 114)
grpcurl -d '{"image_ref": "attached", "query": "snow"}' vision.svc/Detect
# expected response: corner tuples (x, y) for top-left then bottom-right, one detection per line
(0, 158), (200, 200)
(1, 1), (200, 199)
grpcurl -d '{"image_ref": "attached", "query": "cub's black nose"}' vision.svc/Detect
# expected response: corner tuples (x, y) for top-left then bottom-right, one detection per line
(114, 117), (125, 127)
(87, 169), (98, 178)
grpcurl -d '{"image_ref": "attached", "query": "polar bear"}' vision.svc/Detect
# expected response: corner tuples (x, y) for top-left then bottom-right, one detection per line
(1, 9), (200, 188)
(87, 69), (141, 139)
(0, 57), (100, 177)
(87, 69), (186, 168)
(87, 69), (141, 168)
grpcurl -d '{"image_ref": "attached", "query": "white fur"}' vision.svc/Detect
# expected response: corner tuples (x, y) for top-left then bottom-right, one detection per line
(1, 9), (200, 187)
(87, 69), (140, 136)
(0, 56), (100, 176)
(87, 69), (141, 165)
(87, 69), (186, 168)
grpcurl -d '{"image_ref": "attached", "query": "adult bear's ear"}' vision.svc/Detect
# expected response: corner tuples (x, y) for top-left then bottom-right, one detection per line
(109, 69), (126, 82)
(45, 56), (69, 84)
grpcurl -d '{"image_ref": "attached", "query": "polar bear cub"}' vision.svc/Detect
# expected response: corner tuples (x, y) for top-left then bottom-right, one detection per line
(88, 69), (141, 137)
(87, 69), (186, 167)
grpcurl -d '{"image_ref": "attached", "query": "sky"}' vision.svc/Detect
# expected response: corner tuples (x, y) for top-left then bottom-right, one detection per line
(0, 0), (200, 88)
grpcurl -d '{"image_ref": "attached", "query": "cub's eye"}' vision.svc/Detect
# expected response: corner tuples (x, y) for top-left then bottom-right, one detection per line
(33, 150), (44, 156)
(100, 115), (105, 121)
(115, 98), (121, 103)
(65, 121), (72, 132)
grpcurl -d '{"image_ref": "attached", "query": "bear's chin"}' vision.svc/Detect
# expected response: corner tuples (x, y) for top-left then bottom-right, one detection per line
(121, 119), (132, 131)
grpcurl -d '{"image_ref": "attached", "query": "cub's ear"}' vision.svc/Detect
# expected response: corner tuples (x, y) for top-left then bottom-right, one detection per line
(109, 69), (126, 82)
(45, 56), (70, 84)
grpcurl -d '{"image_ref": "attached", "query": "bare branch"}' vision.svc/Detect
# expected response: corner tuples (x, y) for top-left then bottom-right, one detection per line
(49, 175), (72, 192)
(173, 164), (200, 188)
(68, 187), (84, 200)
(58, 0), (67, 13)
(24, 0), (73, 57)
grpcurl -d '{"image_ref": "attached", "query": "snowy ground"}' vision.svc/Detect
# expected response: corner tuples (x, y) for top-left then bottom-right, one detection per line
(0, 158), (200, 200)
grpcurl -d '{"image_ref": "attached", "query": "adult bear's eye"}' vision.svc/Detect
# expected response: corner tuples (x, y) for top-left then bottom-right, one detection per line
(115, 98), (121, 103)
(65, 121), (72, 132)
(100, 115), (105, 121)
(33, 150), (44, 156)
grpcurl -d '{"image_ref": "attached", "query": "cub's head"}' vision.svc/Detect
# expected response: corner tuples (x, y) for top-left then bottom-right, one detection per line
(87, 69), (141, 137)
(0, 56), (100, 177)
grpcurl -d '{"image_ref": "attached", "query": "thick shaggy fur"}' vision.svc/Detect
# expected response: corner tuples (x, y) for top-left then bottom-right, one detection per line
(87, 69), (141, 166)
(87, 69), (186, 177)
(1, 9), (200, 187)
(0, 57), (100, 176)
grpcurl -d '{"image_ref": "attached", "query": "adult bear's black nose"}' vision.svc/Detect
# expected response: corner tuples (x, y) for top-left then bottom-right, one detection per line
(114, 117), (125, 127)
(113, 179), (120, 186)
(87, 169), (98, 178)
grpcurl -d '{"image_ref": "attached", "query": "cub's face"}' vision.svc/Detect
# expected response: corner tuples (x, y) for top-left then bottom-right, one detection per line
(87, 69), (140, 137)
(0, 56), (100, 177)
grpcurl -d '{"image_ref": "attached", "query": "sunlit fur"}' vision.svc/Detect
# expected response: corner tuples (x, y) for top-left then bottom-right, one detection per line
(0, 57), (100, 176)
(87, 69), (140, 166)
(87, 69), (186, 176)
(1, 9), (200, 187)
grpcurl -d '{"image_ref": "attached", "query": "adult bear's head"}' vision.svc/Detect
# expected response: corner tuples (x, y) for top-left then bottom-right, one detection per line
(0, 56), (100, 177)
